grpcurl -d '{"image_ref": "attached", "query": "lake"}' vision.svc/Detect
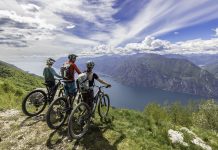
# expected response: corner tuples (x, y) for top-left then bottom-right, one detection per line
(95, 75), (207, 111)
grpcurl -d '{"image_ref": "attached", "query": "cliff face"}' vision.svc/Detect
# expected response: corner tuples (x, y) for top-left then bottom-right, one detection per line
(56, 53), (218, 98)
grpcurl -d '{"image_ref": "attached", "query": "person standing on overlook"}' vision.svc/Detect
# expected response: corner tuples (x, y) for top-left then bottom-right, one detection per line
(61, 54), (81, 96)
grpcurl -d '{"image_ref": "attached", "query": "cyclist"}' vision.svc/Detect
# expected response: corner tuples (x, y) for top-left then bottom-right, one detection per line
(43, 58), (62, 91)
(81, 60), (111, 108)
(62, 54), (81, 96)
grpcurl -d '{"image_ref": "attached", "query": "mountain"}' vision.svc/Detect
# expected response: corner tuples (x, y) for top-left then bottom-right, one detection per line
(178, 54), (218, 66)
(0, 60), (43, 109)
(203, 61), (218, 78)
(56, 53), (218, 98)
(164, 54), (218, 67)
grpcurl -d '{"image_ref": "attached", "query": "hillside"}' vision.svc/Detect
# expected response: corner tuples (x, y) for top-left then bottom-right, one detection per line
(0, 100), (218, 150)
(0, 60), (43, 110)
(56, 54), (218, 98)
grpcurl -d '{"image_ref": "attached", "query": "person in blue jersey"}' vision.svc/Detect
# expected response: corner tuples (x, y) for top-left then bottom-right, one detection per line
(43, 58), (62, 90)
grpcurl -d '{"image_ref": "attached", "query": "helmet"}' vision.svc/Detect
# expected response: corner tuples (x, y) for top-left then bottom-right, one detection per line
(68, 54), (78, 60)
(86, 60), (95, 68)
(46, 58), (55, 65)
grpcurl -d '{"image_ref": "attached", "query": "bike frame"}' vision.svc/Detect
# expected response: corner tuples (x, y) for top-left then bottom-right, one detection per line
(90, 85), (106, 114)
(45, 79), (63, 102)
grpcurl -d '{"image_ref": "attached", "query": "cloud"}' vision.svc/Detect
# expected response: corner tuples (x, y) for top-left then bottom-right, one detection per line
(0, 0), (218, 63)
(0, 10), (56, 30)
(66, 25), (75, 29)
(214, 28), (218, 37)
(84, 36), (218, 56)
(108, 0), (218, 46)
(21, 3), (40, 12)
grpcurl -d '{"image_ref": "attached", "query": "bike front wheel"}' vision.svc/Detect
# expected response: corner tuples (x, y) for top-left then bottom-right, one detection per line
(98, 94), (110, 118)
(22, 89), (47, 117)
(68, 102), (91, 139)
(46, 97), (69, 129)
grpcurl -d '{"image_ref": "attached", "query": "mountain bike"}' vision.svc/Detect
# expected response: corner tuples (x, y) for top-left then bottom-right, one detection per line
(46, 81), (83, 130)
(68, 85), (110, 139)
(22, 79), (64, 117)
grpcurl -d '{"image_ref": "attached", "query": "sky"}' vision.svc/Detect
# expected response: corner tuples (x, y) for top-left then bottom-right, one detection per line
(0, 0), (218, 71)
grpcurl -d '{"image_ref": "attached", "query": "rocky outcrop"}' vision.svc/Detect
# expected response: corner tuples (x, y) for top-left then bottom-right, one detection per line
(168, 127), (212, 150)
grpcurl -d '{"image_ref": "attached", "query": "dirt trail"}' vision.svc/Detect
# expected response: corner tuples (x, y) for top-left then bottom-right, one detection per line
(0, 109), (75, 150)
(0, 109), (119, 150)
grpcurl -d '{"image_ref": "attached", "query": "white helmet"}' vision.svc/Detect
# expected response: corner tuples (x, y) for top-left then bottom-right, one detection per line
(86, 60), (95, 68)
(46, 58), (55, 65)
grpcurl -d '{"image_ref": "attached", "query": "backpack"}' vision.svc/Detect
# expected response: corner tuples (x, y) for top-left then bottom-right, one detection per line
(77, 72), (89, 91)
(60, 62), (72, 80)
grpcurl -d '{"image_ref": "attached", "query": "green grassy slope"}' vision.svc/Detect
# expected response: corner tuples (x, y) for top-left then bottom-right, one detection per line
(0, 60), (43, 110)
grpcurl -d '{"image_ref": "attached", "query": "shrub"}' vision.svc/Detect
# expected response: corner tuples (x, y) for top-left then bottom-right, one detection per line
(168, 102), (193, 127)
(144, 103), (170, 127)
(143, 103), (171, 142)
(193, 100), (218, 131)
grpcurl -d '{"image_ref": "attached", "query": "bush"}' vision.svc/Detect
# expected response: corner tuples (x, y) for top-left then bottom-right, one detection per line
(168, 102), (193, 127)
(1, 81), (16, 93)
(193, 100), (218, 131)
(143, 103), (171, 141)
(144, 103), (170, 127)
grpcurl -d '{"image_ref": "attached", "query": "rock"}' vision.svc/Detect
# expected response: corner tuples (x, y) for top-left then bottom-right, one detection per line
(0, 109), (19, 118)
(169, 127), (213, 150)
(192, 137), (212, 150)
(18, 135), (23, 140)
(168, 129), (189, 147)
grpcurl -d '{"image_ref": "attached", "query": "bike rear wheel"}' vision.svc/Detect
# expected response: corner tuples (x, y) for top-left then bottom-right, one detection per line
(46, 97), (69, 129)
(98, 94), (110, 118)
(22, 90), (47, 117)
(68, 102), (91, 139)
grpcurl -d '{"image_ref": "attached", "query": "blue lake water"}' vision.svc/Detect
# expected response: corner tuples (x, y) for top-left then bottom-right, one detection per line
(96, 75), (208, 111)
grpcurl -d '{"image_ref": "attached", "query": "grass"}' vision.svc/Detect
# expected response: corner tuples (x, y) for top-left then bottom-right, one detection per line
(0, 61), (43, 110)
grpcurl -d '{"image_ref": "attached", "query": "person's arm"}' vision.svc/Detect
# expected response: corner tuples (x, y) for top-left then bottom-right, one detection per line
(73, 64), (81, 74)
(51, 68), (62, 78)
(43, 68), (45, 77)
(97, 78), (111, 87)
(94, 73), (111, 87)
(43, 68), (46, 77)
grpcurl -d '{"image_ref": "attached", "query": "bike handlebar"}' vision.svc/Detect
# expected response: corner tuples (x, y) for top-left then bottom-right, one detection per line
(94, 85), (111, 88)
(55, 78), (74, 83)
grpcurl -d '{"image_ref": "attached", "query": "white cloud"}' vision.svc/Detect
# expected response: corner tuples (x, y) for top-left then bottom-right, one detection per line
(214, 28), (218, 37)
(0, 0), (105, 58)
(0, 10), (56, 30)
(66, 25), (75, 29)
(21, 3), (40, 12)
(0, 0), (218, 65)
(108, 0), (218, 46)
(85, 36), (218, 56)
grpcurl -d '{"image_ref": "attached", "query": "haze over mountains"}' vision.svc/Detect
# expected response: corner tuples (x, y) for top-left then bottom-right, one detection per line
(55, 53), (218, 98)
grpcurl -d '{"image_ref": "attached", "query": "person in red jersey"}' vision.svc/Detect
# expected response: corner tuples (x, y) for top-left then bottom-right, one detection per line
(62, 54), (81, 96)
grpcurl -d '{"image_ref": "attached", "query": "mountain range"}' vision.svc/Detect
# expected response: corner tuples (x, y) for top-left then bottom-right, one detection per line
(55, 53), (218, 98)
